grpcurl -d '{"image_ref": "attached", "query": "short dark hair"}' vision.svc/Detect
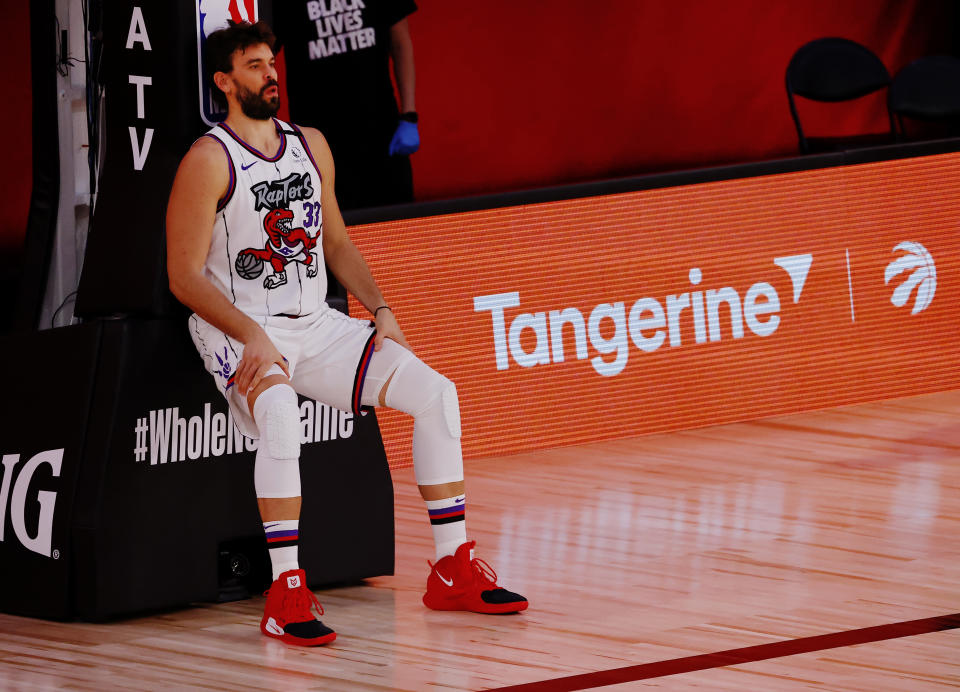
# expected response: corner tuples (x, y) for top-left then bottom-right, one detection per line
(206, 20), (276, 108)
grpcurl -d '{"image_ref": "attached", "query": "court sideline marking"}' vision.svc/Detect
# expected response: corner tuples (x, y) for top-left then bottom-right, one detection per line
(490, 612), (960, 691)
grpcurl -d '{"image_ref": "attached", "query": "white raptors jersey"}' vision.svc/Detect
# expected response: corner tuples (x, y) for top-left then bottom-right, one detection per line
(202, 118), (327, 318)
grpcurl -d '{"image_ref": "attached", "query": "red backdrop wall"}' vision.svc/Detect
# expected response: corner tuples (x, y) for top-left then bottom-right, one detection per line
(1, 0), (32, 260)
(278, 0), (955, 202)
(2, 1), (956, 258)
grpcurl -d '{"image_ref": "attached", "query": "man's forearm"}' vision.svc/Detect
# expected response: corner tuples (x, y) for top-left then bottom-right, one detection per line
(326, 239), (386, 314)
(390, 21), (416, 113)
(170, 272), (263, 343)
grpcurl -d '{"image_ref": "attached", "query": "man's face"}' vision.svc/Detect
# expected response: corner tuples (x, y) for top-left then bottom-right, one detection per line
(223, 42), (279, 120)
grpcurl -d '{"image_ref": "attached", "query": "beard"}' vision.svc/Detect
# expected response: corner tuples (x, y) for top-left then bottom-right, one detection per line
(236, 81), (280, 120)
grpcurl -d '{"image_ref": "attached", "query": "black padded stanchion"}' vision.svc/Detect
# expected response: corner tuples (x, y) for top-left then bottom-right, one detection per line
(0, 323), (102, 618)
(0, 318), (395, 620)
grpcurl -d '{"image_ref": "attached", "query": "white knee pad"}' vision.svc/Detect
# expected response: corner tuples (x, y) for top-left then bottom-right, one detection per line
(384, 356), (464, 486)
(439, 381), (462, 439)
(384, 356), (462, 438)
(252, 383), (302, 498)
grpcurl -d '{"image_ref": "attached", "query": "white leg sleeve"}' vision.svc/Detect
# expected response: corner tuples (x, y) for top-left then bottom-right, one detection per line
(252, 382), (302, 498)
(380, 354), (464, 486)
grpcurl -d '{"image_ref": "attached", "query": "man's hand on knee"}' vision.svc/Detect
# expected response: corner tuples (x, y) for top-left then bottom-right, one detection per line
(236, 328), (290, 394)
(373, 308), (412, 352)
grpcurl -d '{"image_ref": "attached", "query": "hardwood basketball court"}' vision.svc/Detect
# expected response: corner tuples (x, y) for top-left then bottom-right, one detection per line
(1, 389), (958, 690)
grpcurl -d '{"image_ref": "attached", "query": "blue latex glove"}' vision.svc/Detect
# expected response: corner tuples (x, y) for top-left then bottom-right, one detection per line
(389, 120), (420, 156)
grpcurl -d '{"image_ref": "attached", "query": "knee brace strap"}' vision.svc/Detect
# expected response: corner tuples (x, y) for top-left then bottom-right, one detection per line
(441, 381), (462, 439)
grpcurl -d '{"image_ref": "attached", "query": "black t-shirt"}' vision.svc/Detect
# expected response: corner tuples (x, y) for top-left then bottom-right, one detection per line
(273, 0), (417, 156)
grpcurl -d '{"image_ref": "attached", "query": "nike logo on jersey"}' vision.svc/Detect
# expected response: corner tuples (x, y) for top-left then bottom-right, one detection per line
(241, 161), (256, 171)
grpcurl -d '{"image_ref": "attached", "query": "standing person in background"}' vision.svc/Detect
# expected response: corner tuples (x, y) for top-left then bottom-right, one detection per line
(273, 0), (419, 211)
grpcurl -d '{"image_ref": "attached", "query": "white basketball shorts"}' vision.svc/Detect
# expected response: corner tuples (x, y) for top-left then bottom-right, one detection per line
(188, 303), (408, 438)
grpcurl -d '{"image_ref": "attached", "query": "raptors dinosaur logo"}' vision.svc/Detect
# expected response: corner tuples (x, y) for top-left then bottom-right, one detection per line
(235, 209), (319, 289)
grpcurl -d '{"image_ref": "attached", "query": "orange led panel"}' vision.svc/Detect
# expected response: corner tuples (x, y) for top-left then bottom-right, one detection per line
(349, 153), (960, 468)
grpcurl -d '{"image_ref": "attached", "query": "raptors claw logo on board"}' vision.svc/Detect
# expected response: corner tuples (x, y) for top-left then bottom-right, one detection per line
(235, 209), (319, 289)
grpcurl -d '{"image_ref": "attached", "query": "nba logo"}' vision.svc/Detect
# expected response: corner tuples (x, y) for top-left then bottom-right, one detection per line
(195, 0), (259, 126)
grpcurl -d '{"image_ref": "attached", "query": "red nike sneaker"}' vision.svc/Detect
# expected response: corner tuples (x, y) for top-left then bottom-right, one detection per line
(423, 541), (528, 613)
(260, 569), (336, 646)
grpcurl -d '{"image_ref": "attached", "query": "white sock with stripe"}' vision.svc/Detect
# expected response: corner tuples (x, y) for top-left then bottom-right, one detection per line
(425, 495), (467, 561)
(263, 519), (299, 581)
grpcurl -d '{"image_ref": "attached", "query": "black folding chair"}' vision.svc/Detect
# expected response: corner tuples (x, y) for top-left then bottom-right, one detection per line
(786, 37), (894, 153)
(889, 55), (960, 141)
